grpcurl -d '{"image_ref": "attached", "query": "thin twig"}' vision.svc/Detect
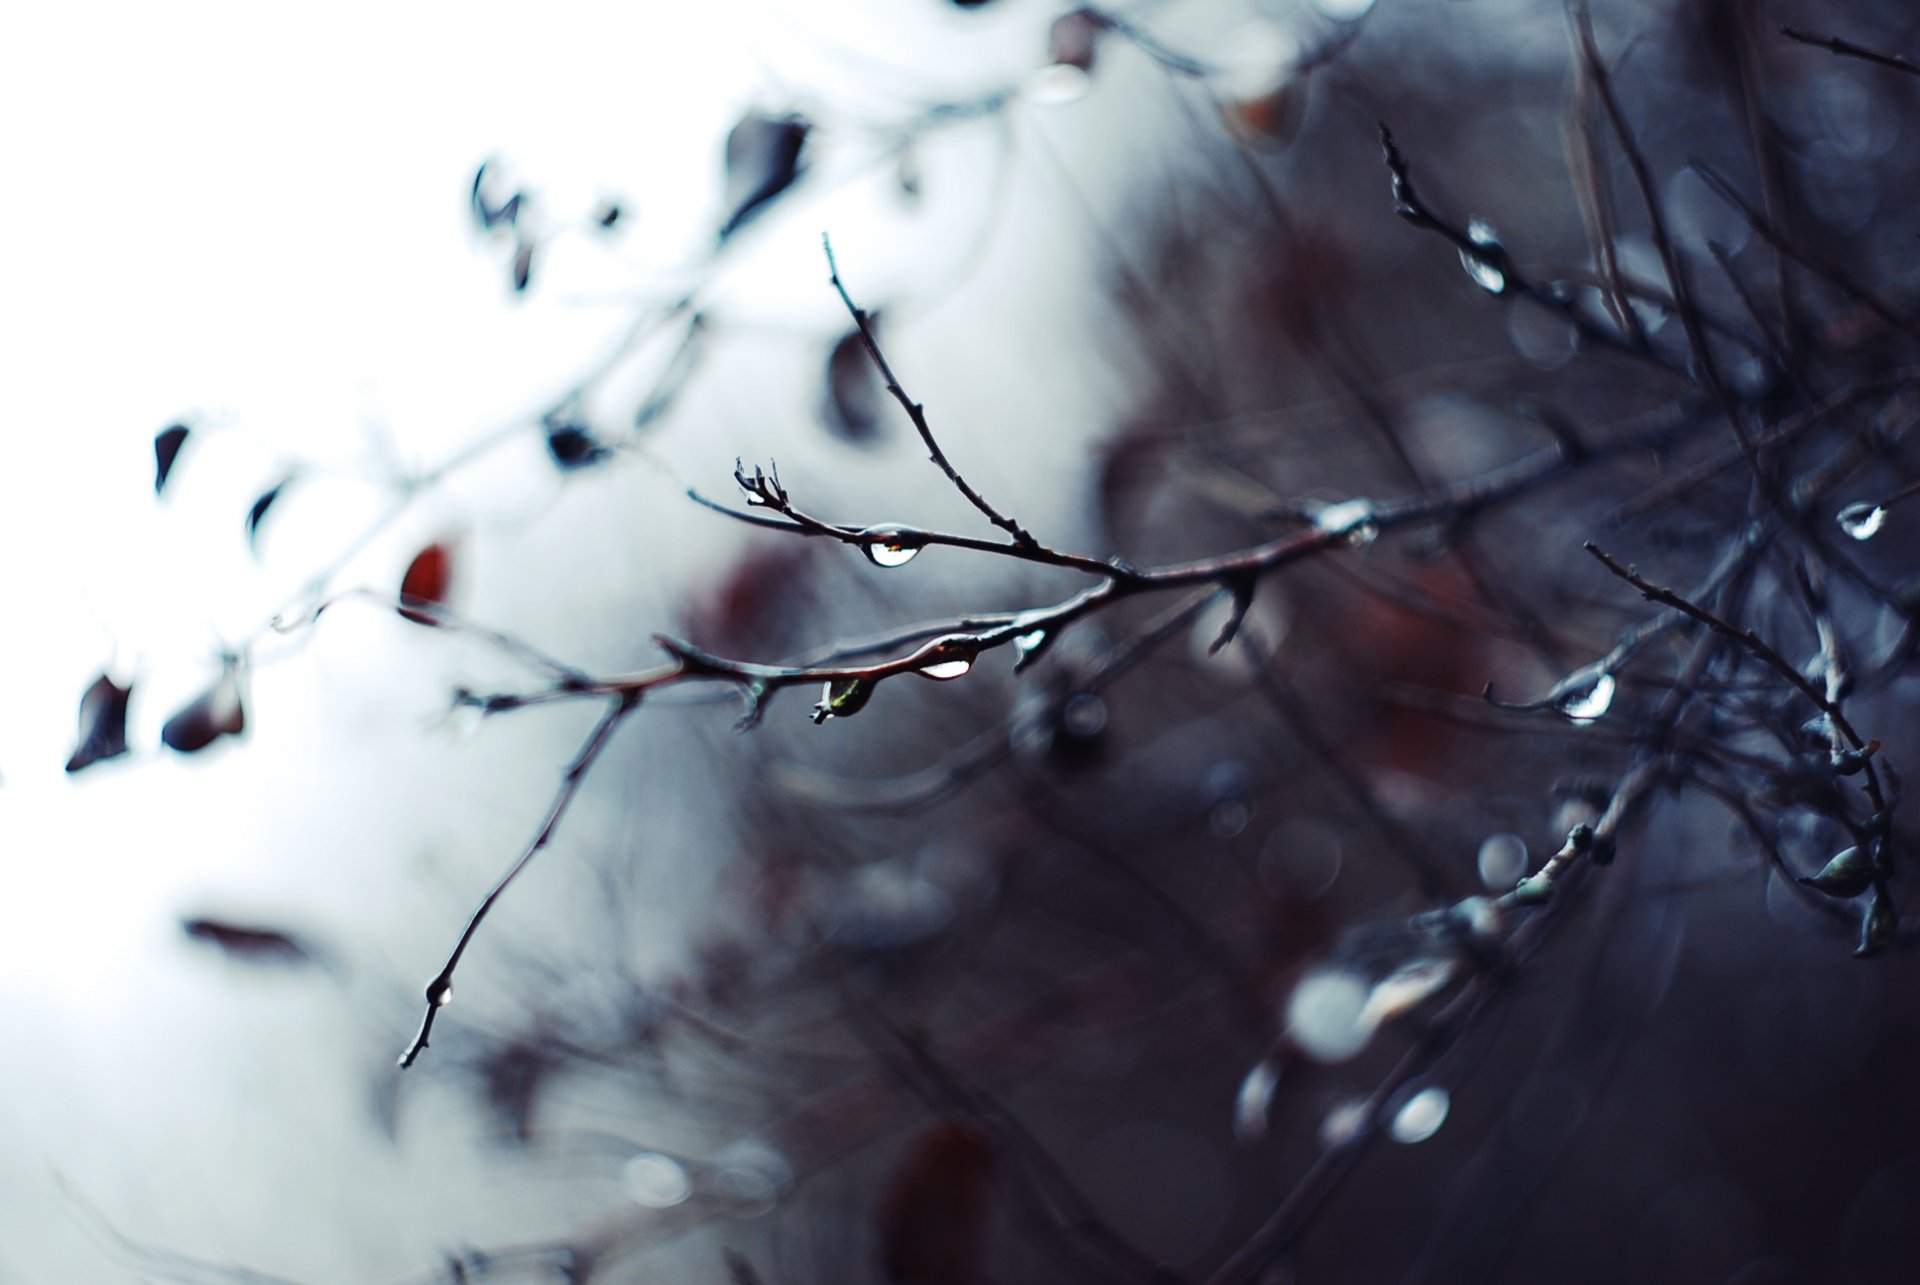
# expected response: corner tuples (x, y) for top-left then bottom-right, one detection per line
(822, 235), (1039, 548)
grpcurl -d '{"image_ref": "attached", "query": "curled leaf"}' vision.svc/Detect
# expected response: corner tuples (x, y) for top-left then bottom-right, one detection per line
(65, 674), (133, 774)
(399, 542), (455, 626)
(821, 321), (886, 446)
(719, 111), (809, 240)
(181, 917), (314, 965)
(470, 161), (523, 232)
(154, 424), (190, 495)
(161, 659), (246, 754)
(245, 475), (295, 554)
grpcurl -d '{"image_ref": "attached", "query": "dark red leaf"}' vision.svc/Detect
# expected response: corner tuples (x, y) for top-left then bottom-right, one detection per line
(876, 1122), (996, 1285)
(154, 424), (190, 495)
(65, 674), (133, 773)
(160, 661), (246, 754)
(399, 542), (455, 626)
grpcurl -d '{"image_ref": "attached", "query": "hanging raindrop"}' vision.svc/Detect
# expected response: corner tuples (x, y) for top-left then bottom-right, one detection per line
(1014, 628), (1048, 661)
(919, 658), (973, 681)
(428, 980), (454, 1009)
(1459, 218), (1509, 295)
(1837, 502), (1886, 542)
(860, 527), (925, 568)
(1556, 670), (1616, 723)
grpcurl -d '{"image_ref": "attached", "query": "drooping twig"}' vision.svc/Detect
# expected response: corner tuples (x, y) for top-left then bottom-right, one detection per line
(400, 696), (637, 1068)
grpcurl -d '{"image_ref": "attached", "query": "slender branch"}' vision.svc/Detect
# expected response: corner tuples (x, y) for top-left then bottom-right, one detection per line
(822, 235), (1039, 548)
(1781, 25), (1920, 77)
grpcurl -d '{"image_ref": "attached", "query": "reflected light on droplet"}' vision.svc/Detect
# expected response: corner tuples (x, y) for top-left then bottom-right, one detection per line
(1477, 832), (1529, 890)
(1837, 502), (1886, 542)
(918, 658), (972, 681)
(1388, 1085), (1450, 1143)
(622, 1151), (693, 1208)
(1458, 218), (1507, 294)
(1557, 670), (1616, 723)
(1285, 968), (1373, 1062)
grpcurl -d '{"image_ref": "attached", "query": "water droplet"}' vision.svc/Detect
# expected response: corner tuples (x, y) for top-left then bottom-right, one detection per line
(1285, 968), (1373, 1063)
(1556, 670), (1616, 723)
(1319, 1098), (1370, 1148)
(1837, 502), (1886, 541)
(623, 1152), (693, 1208)
(861, 528), (925, 568)
(1015, 628), (1048, 659)
(1459, 217), (1508, 295)
(1388, 1086), (1450, 1143)
(1477, 832), (1530, 890)
(1312, 0), (1377, 18)
(714, 1141), (792, 1217)
(1026, 62), (1093, 105)
(1234, 1059), (1282, 1143)
(428, 980), (454, 1009)
(1312, 497), (1379, 546)
(918, 658), (972, 681)
(1258, 818), (1343, 899)
(1059, 692), (1108, 739)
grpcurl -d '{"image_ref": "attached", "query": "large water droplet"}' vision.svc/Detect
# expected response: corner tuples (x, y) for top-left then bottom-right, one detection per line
(1459, 217), (1508, 295)
(918, 658), (972, 681)
(1837, 502), (1886, 542)
(623, 1152), (693, 1208)
(1388, 1085), (1450, 1143)
(1312, 497), (1379, 546)
(1556, 670), (1616, 723)
(861, 528), (925, 568)
(1477, 832), (1530, 890)
(813, 677), (872, 723)
(1285, 968), (1373, 1063)
(428, 980), (454, 1009)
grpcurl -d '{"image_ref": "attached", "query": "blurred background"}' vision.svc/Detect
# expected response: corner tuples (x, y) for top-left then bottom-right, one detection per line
(4, 0), (1920, 1281)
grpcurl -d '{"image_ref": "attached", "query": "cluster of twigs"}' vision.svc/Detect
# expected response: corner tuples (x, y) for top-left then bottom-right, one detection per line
(102, 4), (1920, 1282)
